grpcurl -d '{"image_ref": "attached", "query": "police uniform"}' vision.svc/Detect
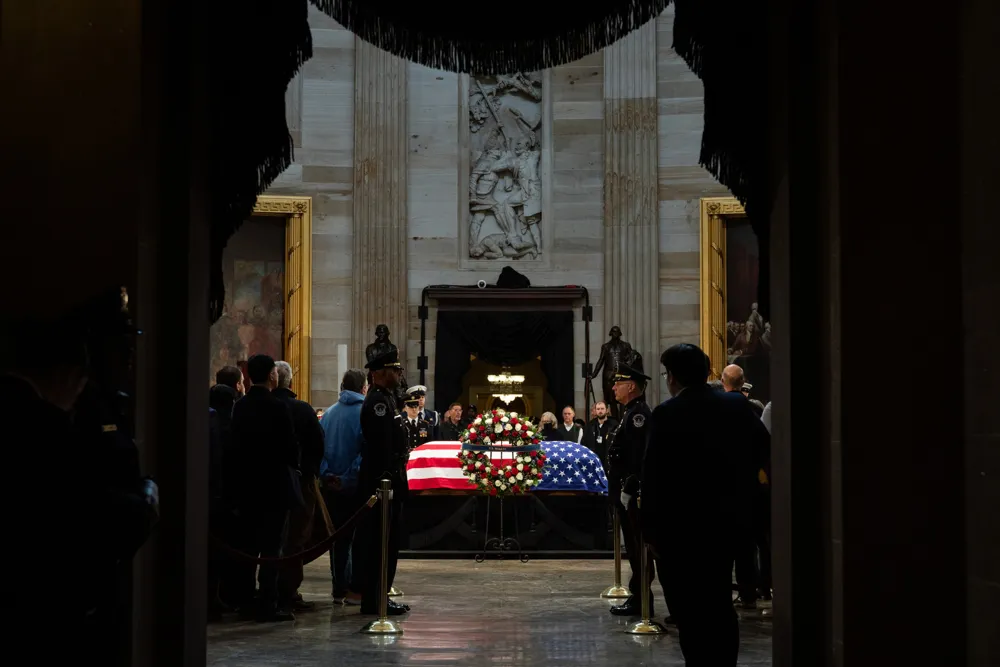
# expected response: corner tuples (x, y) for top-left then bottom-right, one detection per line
(355, 349), (410, 615)
(406, 384), (439, 440)
(605, 361), (655, 617)
(402, 390), (432, 451)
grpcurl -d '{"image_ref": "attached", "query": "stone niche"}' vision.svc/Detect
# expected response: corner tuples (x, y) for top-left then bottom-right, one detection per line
(458, 71), (553, 269)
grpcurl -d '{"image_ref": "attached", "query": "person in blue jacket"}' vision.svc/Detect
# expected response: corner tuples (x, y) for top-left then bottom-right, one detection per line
(319, 368), (367, 605)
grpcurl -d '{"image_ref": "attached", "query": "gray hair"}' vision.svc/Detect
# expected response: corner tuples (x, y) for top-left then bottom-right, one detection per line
(275, 361), (293, 389)
(708, 379), (725, 392)
(540, 411), (557, 426)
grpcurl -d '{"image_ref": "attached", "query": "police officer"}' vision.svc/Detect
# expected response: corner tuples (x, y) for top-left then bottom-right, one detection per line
(401, 389), (432, 451)
(605, 359), (654, 617)
(405, 384), (439, 440)
(356, 349), (410, 616)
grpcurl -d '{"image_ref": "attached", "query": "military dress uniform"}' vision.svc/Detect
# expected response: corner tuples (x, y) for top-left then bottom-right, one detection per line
(606, 362), (654, 617)
(355, 349), (410, 615)
(402, 390), (433, 451)
(406, 384), (439, 440)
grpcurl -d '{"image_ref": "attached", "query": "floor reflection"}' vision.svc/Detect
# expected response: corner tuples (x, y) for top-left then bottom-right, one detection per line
(207, 559), (773, 666)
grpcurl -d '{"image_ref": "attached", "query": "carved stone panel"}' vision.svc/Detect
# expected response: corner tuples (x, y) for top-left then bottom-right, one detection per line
(459, 71), (552, 266)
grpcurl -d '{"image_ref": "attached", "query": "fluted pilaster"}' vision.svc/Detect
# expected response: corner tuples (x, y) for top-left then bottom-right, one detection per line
(351, 40), (408, 367)
(603, 22), (660, 404)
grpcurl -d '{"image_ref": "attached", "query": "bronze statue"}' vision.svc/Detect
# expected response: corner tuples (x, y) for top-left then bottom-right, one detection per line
(591, 326), (635, 421)
(365, 324), (396, 363)
(365, 324), (408, 404)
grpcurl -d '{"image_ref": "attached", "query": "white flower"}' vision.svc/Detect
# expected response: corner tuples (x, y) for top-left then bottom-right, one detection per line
(500, 416), (509, 423)
(509, 412), (518, 418)
(495, 480), (502, 487)
(481, 478), (489, 486)
(526, 430), (534, 438)
(483, 437), (491, 445)
(475, 461), (482, 468)
(516, 463), (524, 471)
(474, 417), (482, 425)
(484, 466), (491, 473)
(515, 456), (523, 463)
(468, 427), (476, 434)
(500, 483), (507, 490)
(494, 424), (503, 434)
(516, 472), (523, 481)
(504, 424), (513, 432)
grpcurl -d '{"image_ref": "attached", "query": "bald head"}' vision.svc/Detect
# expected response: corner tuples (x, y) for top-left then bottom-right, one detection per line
(721, 364), (745, 392)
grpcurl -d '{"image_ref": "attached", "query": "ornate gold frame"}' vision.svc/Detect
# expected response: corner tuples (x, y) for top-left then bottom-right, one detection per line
(252, 195), (313, 403)
(699, 196), (746, 379)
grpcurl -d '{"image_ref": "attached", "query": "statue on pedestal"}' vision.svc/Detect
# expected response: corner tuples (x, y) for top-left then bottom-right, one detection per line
(591, 326), (635, 421)
(365, 324), (408, 405)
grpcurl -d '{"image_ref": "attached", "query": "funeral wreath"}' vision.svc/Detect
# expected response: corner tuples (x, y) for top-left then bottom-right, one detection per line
(457, 410), (546, 497)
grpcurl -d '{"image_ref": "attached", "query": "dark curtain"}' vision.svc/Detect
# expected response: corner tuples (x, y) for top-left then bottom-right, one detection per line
(433, 311), (574, 414)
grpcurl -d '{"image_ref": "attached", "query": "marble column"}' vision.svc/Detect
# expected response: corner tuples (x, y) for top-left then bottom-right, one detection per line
(351, 40), (408, 367)
(602, 22), (660, 404)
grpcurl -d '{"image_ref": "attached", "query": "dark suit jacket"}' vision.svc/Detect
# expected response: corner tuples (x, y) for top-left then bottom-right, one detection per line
(230, 385), (300, 511)
(641, 383), (770, 555)
(273, 387), (325, 480)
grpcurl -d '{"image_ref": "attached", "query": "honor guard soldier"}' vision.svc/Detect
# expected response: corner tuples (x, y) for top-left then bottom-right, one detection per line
(605, 359), (654, 617)
(356, 349), (411, 616)
(401, 389), (432, 451)
(407, 384), (439, 440)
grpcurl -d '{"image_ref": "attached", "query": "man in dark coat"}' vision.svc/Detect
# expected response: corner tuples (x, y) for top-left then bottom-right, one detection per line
(354, 348), (410, 616)
(643, 344), (770, 666)
(229, 353), (300, 622)
(272, 360), (330, 611)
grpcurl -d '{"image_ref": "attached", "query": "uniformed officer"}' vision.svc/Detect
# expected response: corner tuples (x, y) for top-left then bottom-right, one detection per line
(355, 348), (411, 616)
(605, 359), (655, 617)
(405, 384), (439, 440)
(401, 389), (432, 451)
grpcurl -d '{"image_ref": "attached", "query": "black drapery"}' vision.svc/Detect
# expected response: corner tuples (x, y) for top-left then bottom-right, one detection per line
(433, 311), (574, 414)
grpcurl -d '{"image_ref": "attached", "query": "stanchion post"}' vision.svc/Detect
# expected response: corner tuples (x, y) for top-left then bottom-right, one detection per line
(361, 479), (403, 635)
(601, 507), (630, 598)
(625, 498), (665, 635)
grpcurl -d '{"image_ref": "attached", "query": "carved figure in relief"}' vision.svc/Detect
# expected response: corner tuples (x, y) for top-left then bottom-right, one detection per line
(467, 72), (543, 260)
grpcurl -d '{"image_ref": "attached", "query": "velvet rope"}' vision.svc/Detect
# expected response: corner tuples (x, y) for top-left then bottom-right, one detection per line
(210, 493), (377, 568)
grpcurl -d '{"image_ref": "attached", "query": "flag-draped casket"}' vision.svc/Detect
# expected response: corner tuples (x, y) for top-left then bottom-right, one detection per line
(407, 441), (608, 494)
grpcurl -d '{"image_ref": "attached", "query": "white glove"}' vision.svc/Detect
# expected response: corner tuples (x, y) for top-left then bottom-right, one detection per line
(143, 478), (160, 508)
(388, 489), (394, 501)
(620, 491), (631, 507)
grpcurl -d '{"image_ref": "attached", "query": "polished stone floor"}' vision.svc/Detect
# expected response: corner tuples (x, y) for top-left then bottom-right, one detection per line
(207, 558), (773, 666)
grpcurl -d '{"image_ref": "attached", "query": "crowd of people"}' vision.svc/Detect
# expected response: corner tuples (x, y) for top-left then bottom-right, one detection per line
(208, 343), (772, 665)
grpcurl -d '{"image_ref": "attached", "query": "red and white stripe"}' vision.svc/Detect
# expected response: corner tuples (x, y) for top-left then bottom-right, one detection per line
(406, 441), (517, 491)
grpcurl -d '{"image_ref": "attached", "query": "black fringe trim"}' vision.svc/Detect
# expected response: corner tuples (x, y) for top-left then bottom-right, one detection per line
(310, 0), (673, 74)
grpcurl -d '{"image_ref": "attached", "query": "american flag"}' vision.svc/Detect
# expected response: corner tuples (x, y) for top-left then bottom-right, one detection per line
(406, 441), (608, 494)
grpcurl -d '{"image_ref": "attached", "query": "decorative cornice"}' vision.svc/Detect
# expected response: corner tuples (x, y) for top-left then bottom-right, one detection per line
(253, 198), (309, 215)
(704, 198), (745, 216)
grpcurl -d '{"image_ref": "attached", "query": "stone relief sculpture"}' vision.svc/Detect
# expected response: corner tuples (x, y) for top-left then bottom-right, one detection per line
(468, 73), (543, 260)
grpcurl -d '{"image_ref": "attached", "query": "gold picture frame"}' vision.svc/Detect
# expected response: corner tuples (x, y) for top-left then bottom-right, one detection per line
(252, 195), (313, 403)
(699, 196), (746, 380)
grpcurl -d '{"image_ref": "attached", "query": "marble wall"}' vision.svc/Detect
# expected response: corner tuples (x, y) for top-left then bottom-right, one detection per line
(654, 6), (733, 398)
(267, 7), (355, 410)
(266, 6), (732, 410)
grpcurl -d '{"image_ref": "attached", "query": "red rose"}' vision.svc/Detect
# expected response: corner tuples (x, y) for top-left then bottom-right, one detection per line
(467, 463), (475, 471)
(489, 486), (498, 496)
(512, 485), (521, 493)
(528, 450), (537, 457)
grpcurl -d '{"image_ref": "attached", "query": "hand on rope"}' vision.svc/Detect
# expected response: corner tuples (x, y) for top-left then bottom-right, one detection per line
(620, 491), (631, 508)
(209, 493), (378, 568)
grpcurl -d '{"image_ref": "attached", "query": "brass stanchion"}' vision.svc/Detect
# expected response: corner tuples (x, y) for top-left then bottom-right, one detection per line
(388, 586), (403, 597)
(600, 508), (630, 598)
(361, 479), (403, 635)
(625, 498), (665, 635)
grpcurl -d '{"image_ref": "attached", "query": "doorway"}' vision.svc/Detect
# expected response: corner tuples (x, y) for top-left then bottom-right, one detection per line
(208, 195), (313, 402)
(701, 197), (772, 404)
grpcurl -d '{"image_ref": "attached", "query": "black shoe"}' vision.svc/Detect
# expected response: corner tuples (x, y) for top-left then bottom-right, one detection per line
(360, 602), (407, 616)
(388, 599), (410, 613)
(609, 596), (653, 617)
(290, 599), (316, 612)
(255, 608), (295, 622)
